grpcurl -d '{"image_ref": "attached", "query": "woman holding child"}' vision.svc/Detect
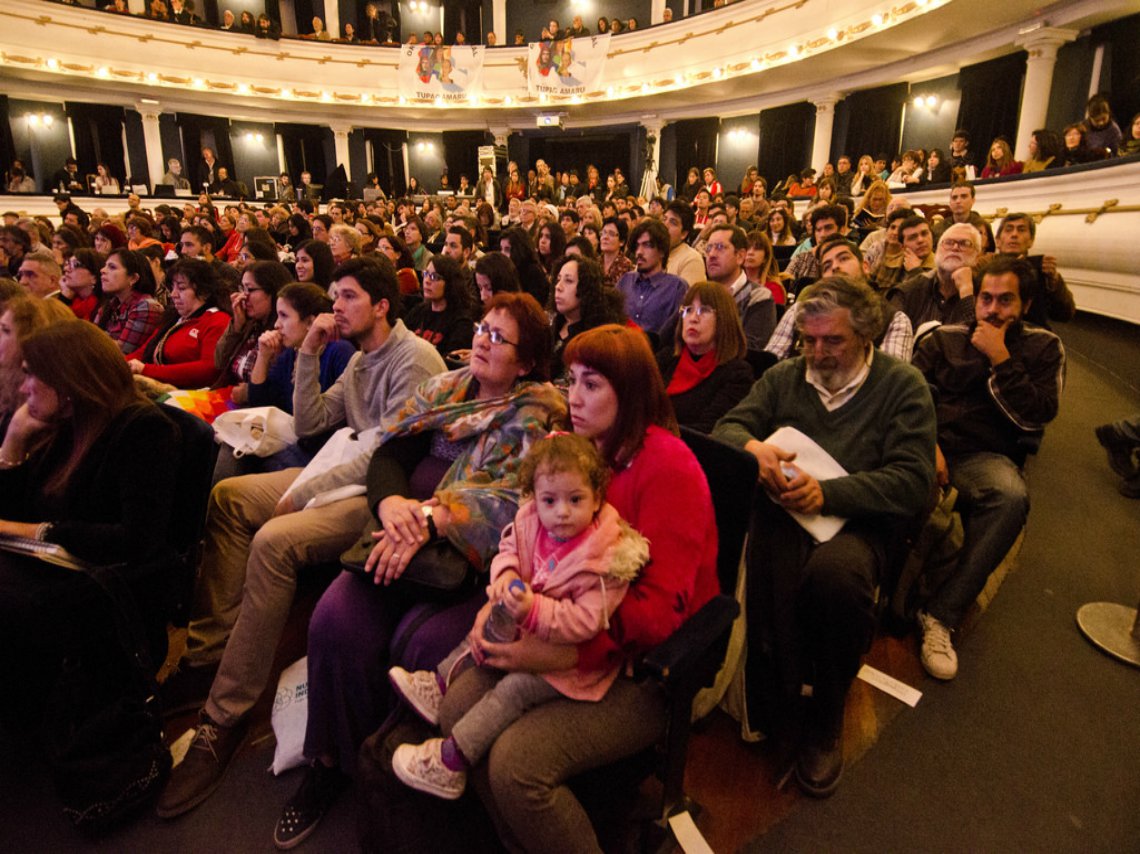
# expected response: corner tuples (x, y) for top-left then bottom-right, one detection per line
(275, 292), (566, 847)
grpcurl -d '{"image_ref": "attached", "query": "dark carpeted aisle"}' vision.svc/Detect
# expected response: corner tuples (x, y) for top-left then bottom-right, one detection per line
(751, 339), (1140, 853)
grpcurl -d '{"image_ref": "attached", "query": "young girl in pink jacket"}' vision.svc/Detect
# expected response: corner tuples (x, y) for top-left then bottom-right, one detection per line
(389, 431), (647, 799)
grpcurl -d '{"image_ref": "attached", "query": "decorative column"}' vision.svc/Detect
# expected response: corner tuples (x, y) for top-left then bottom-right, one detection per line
(127, 0), (145, 14)
(324, 1), (340, 40)
(329, 122), (353, 183)
(135, 103), (166, 190)
(492, 0), (506, 44)
(1014, 28), (1078, 161)
(809, 94), (842, 174)
(650, 0), (667, 25)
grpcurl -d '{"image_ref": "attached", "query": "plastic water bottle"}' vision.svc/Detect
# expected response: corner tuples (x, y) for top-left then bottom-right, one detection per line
(483, 579), (526, 643)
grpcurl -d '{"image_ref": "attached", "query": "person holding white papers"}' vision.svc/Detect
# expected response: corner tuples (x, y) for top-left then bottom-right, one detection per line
(714, 276), (936, 798)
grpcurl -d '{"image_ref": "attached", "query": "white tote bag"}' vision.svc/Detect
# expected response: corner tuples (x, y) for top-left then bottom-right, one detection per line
(213, 406), (298, 458)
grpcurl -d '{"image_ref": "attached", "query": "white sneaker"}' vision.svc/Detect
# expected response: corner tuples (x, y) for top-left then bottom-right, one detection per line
(917, 611), (959, 680)
(392, 739), (466, 800)
(389, 666), (443, 725)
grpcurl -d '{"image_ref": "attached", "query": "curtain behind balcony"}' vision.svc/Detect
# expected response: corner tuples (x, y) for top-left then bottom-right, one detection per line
(840, 83), (907, 163)
(66, 103), (127, 186)
(672, 117), (719, 187)
(955, 53), (1026, 156)
(758, 102), (814, 189)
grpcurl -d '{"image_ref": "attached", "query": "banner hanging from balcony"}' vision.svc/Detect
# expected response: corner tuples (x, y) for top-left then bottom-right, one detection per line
(527, 34), (611, 97)
(399, 44), (486, 102)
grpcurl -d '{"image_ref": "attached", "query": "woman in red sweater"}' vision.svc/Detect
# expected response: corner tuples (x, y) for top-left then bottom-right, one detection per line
(438, 323), (719, 851)
(126, 258), (230, 388)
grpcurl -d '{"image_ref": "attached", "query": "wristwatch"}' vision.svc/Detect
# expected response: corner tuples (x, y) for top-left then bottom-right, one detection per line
(422, 504), (438, 540)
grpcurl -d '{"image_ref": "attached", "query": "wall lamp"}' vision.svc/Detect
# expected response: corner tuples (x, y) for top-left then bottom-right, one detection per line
(26, 112), (55, 128)
(912, 94), (939, 109)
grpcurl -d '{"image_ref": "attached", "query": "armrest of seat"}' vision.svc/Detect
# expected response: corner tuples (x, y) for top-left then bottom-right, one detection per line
(639, 594), (739, 691)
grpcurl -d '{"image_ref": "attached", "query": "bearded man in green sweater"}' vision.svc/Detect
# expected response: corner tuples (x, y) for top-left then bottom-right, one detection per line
(715, 276), (936, 799)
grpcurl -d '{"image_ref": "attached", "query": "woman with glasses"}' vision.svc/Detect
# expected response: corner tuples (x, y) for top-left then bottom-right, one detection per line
(598, 217), (632, 288)
(213, 260), (289, 404)
(59, 248), (105, 321)
(404, 254), (476, 359)
(278, 293), (566, 847)
(656, 281), (753, 433)
(125, 258), (231, 389)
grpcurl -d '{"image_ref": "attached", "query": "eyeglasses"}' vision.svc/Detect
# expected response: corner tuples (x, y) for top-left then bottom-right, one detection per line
(241, 286), (264, 295)
(423, 271), (443, 282)
(680, 304), (716, 318)
(939, 238), (976, 251)
(705, 242), (733, 254)
(473, 321), (518, 347)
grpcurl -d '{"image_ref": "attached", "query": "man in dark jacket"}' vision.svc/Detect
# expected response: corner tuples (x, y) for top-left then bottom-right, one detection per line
(911, 255), (1064, 681)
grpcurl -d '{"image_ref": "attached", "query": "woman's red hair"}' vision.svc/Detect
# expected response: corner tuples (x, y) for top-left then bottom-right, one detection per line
(563, 324), (677, 468)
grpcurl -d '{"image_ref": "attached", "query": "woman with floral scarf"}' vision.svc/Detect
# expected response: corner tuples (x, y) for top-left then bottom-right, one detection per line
(275, 293), (567, 848)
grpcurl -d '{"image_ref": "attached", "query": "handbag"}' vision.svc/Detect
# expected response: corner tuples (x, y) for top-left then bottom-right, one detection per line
(340, 522), (478, 600)
(213, 406), (298, 458)
(46, 564), (172, 835)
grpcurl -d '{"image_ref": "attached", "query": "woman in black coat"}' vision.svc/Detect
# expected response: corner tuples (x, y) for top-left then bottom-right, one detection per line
(0, 321), (181, 726)
(656, 280), (753, 434)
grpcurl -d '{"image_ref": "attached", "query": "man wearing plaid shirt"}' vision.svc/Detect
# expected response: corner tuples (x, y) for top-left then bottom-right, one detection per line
(765, 237), (914, 363)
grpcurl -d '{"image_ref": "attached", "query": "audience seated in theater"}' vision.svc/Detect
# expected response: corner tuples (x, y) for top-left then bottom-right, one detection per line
(887, 151), (925, 186)
(889, 222), (981, 331)
(157, 257), (447, 820)
(375, 233), (421, 296)
(1082, 94), (1123, 157)
(981, 138), (1023, 179)
(273, 293), (565, 846)
(851, 180), (891, 232)
(744, 229), (787, 307)
(0, 321), (182, 730)
(932, 182), (994, 251)
(663, 201), (708, 285)
(1023, 129), (1065, 173)
(616, 218), (688, 342)
(870, 208), (917, 293)
(353, 323), (716, 851)
(991, 213), (1075, 327)
(765, 207), (798, 248)
(714, 277), (936, 797)
(877, 213), (936, 293)
(765, 237), (914, 363)
(246, 282), (355, 416)
(288, 238), (332, 291)
(702, 223), (777, 351)
(535, 223), (567, 278)
(125, 258), (231, 388)
(499, 226), (550, 306)
(1119, 113), (1140, 157)
(213, 260), (289, 404)
(550, 255), (626, 375)
(93, 248), (165, 355)
(328, 224), (362, 266)
(473, 251), (521, 312)
(404, 254), (476, 359)
(911, 256), (1063, 680)
(785, 205), (849, 290)
(924, 148), (952, 184)
(1061, 123), (1102, 167)
(657, 281), (753, 433)
(401, 216), (430, 272)
(0, 292), (73, 441)
(17, 250), (62, 300)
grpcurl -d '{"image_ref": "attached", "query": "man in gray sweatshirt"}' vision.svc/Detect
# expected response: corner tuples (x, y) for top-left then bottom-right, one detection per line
(159, 257), (446, 818)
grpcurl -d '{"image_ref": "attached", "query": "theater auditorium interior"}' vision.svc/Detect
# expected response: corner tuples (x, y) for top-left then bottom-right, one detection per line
(0, 0), (1138, 850)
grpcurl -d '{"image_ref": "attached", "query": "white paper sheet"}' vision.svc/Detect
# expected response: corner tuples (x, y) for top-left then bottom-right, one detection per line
(765, 425), (849, 542)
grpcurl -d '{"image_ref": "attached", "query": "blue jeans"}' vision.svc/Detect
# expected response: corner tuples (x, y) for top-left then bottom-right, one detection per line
(927, 452), (1029, 628)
